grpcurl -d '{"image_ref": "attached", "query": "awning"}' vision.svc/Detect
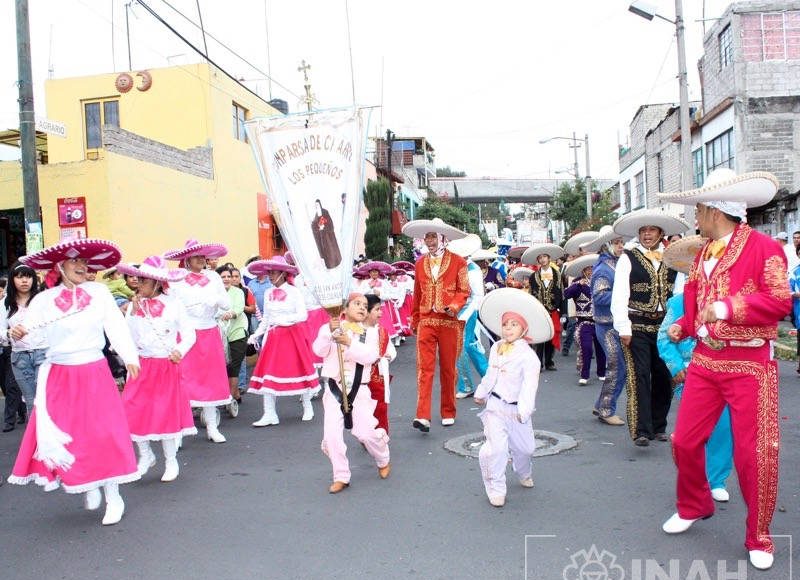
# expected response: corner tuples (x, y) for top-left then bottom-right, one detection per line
(0, 129), (48, 162)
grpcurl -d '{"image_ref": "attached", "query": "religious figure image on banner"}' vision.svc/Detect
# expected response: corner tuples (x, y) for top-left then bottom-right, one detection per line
(246, 108), (368, 308)
(311, 198), (342, 269)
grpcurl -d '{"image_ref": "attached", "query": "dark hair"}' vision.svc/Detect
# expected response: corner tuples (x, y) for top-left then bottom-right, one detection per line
(365, 294), (381, 312)
(216, 265), (233, 276)
(5, 261), (40, 317)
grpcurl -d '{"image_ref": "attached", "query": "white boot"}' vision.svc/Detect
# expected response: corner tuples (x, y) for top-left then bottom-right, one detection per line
(252, 394), (279, 427)
(84, 488), (102, 511)
(136, 441), (156, 476)
(161, 438), (179, 482)
(301, 392), (314, 421)
(203, 407), (226, 443)
(101, 483), (125, 525)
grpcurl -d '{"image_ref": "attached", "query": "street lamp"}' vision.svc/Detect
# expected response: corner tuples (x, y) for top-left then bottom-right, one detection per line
(539, 133), (592, 218)
(628, 0), (693, 193)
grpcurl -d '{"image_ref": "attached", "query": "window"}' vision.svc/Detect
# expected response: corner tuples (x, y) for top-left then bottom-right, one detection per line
(232, 102), (248, 142)
(83, 98), (119, 150)
(706, 129), (734, 173)
(656, 153), (664, 193)
(719, 25), (733, 69)
(693, 148), (704, 187)
(742, 11), (800, 62)
(622, 180), (631, 212)
(634, 171), (645, 209)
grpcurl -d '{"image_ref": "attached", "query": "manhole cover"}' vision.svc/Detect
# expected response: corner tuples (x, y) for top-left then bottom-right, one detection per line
(444, 430), (578, 458)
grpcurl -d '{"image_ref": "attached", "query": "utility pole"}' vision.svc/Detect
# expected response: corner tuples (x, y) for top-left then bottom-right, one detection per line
(584, 133), (592, 219)
(675, 0), (693, 193)
(15, 0), (43, 253)
(298, 60), (314, 113)
(386, 130), (395, 250)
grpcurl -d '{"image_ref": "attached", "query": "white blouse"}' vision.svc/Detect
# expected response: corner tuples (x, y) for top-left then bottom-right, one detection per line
(0, 302), (48, 352)
(252, 283), (308, 339)
(125, 293), (197, 359)
(21, 282), (138, 367)
(168, 269), (230, 330)
(474, 338), (540, 422)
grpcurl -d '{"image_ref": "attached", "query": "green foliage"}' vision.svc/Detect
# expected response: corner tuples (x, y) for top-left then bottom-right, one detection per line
(436, 166), (467, 177)
(416, 197), (475, 232)
(363, 178), (391, 261)
(549, 179), (617, 238)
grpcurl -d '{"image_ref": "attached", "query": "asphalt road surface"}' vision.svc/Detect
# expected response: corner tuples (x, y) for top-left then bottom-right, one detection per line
(1, 339), (797, 579)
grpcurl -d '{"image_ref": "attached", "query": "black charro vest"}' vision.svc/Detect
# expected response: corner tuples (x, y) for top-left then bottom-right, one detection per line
(624, 248), (676, 314)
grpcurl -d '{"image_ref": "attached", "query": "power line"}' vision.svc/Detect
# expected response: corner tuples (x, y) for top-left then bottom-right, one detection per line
(153, 0), (301, 101)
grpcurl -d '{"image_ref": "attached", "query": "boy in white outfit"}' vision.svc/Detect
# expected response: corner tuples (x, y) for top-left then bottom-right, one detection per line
(474, 289), (551, 507)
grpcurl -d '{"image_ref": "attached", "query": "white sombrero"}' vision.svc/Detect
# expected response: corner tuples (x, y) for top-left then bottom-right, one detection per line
(479, 288), (554, 345)
(163, 239), (228, 261)
(117, 255), (188, 283)
(612, 208), (690, 238)
(471, 249), (498, 262)
(446, 233), (482, 258)
(507, 245), (529, 260)
(580, 225), (625, 253)
(563, 253), (599, 279)
(520, 243), (564, 265)
(563, 231), (599, 256)
(401, 218), (467, 240)
(20, 238), (121, 271)
(662, 235), (708, 274)
(657, 169), (779, 208)
(510, 266), (534, 283)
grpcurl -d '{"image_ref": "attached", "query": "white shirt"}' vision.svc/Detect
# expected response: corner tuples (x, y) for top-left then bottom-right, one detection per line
(696, 231), (734, 337)
(125, 293), (196, 358)
(611, 243), (665, 337)
(312, 323), (379, 382)
(474, 338), (539, 422)
(252, 283), (308, 340)
(784, 242), (799, 272)
(459, 260), (485, 321)
(0, 303), (48, 352)
(21, 282), (138, 366)
(169, 269), (230, 330)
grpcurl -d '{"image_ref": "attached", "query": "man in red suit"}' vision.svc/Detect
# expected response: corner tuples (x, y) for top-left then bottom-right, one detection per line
(403, 218), (471, 432)
(659, 169), (789, 571)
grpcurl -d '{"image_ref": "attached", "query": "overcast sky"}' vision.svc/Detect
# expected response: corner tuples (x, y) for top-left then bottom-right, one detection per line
(1, 0), (733, 178)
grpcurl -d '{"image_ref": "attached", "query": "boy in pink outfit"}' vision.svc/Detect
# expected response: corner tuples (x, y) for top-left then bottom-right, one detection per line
(313, 293), (390, 494)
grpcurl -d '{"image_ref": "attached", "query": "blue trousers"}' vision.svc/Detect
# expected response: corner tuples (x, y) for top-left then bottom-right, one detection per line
(457, 312), (489, 394)
(594, 322), (625, 416)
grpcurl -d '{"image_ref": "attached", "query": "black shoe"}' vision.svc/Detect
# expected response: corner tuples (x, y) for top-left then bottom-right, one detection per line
(654, 433), (669, 442)
(561, 350), (569, 357)
(2, 425), (14, 433)
(17, 413), (26, 425)
(634, 436), (650, 447)
(545, 364), (557, 371)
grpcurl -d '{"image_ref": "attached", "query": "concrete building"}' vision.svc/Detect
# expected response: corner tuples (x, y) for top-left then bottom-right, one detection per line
(374, 136), (434, 223)
(0, 63), (285, 269)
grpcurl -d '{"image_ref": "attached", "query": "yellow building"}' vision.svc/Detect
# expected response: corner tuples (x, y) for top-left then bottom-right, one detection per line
(0, 63), (287, 269)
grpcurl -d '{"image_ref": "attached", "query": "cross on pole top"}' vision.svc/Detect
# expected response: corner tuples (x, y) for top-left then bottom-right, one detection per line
(298, 60), (311, 82)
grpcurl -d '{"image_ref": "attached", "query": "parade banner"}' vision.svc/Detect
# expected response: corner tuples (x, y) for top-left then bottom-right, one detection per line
(246, 108), (368, 309)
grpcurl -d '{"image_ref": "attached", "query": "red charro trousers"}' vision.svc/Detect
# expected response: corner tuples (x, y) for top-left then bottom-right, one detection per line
(415, 316), (464, 421)
(671, 343), (780, 552)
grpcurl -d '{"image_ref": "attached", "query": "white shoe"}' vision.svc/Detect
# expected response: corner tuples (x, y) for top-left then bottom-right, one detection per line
(711, 488), (730, 502)
(455, 390), (474, 399)
(207, 428), (227, 443)
(227, 399), (239, 418)
(578, 378), (589, 385)
(84, 488), (102, 511)
(252, 414), (280, 427)
(102, 497), (125, 525)
(161, 458), (179, 482)
(489, 496), (505, 507)
(519, 477), (534, 488)
(748, 550), (774, 570)
(136, 447), (156, 476)
(598, 376), (606, 382)
(662, 512), (706, 534)
(301, 393), (314, 421)
(441, 418), (455, 426)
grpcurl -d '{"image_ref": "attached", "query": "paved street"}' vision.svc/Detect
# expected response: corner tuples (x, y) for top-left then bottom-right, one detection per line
(1, 339), (798, 580)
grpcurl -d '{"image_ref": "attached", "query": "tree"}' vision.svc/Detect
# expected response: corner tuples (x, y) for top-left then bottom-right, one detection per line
(416, 197), (475, 232)
(363, 178), (391, 261)
(436, 166), (467, 178)
(549, 179), (617, 239)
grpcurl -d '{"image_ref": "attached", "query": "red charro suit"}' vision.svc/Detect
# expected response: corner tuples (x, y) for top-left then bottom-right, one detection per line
(672, 224), (790, 553)
(411, 250), (470, 421)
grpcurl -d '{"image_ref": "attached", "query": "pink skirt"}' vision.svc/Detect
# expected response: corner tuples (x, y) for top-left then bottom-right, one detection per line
(123, 357), (198, 441)
(249, 324), (320, 396)
(301, 307), (330, 367)
(180, 327), (231, 407)
(399, 294), (413, 335)
(378, 303), (399, 338)
(8, 359), (139, 493)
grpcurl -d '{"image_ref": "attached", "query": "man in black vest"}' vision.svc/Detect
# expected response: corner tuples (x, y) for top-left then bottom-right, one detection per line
(610, 209), (688, 447)
(523, 243), (565, 371)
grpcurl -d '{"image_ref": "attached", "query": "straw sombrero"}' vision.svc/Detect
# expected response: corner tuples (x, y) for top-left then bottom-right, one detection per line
(562, 253), (599, 279)
(520, 243), (564, 265)
(510, 266), (534, 283)
(580, 225), (624, 253)
(612, 208), (690, 238)
(117, 255), (188, 283)
(563, 231), (599, 256)
(479, 288), (554, 345)
(20, 238), (121, 271)
(471, 249), (498, 262)
(248, 256), (298, 276)
(657, 169), (779, 207)
(164, 239), (228, 261)
(507, 246), (529, 260)
(401, 218), (467, 240)
(662, 235), (708, 274)
(446, 234), (482, 258)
